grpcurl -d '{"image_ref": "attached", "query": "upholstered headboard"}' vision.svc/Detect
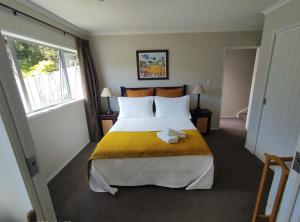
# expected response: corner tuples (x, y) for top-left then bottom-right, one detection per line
(120, 85), (187, 97)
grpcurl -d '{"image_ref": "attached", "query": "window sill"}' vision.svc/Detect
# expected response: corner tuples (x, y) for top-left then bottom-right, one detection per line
(27, 98), (84, 120)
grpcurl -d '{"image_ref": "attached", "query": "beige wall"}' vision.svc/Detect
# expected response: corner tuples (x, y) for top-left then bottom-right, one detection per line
(90, 31), (261, 128)
(0, 0), (87, 49)
(221, 48), (256, 117)
(28, 100), (89, 181)
(246, 0), (300, 152)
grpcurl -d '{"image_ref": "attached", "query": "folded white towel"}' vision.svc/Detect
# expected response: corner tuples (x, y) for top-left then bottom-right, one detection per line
(164, 128), (186, 138)
(157, 132), (179, 144)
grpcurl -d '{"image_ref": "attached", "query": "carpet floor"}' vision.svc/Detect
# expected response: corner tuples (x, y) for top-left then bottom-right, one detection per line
(48, 118), (269, 222)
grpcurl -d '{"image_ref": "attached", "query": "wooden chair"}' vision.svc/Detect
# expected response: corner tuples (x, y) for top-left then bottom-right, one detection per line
(252, 153), (293, 222)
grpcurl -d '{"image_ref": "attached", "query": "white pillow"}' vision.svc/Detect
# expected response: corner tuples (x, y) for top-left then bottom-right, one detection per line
(154, 95), (191, 119)
(118, 96), (154, 119)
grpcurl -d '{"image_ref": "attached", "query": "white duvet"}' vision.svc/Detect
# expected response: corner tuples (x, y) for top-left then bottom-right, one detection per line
(89, 117), (214, 194)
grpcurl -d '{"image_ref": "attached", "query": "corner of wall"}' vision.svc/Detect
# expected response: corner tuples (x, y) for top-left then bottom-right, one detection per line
(46, 141), (90, 183)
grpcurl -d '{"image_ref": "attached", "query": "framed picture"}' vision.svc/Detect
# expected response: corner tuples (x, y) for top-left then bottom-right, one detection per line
(136, 50), (169, 80)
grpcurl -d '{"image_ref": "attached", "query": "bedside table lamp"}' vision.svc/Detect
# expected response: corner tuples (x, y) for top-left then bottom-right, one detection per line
(101, 87), (114, 114)
(193, 84), (205, 113)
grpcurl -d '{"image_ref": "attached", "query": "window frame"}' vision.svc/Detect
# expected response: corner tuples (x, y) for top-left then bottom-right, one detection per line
(4, 34), (80, 114)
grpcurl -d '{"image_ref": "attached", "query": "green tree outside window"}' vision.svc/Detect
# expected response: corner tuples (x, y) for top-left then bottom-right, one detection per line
(12, 39), (59, 78)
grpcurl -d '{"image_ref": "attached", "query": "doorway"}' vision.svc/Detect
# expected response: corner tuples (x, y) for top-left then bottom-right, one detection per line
(220, 48), (258, 131)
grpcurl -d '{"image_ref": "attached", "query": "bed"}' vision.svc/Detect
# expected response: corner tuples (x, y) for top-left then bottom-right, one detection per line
(88, 86), (214, 194)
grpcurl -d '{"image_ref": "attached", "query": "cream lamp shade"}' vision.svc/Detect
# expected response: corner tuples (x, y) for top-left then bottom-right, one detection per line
(193, 84), (205, 94)
(101, 87), (114, 97)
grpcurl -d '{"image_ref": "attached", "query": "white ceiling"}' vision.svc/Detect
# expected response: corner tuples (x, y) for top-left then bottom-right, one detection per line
(28, 0), (278, 35)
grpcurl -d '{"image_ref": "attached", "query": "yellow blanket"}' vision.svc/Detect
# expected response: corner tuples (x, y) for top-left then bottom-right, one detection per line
(90, 130), (212, 160)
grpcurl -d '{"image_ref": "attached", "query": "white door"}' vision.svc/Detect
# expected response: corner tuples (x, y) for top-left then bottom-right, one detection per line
(0, 33), (56, 221)
(255, 25), (300, 160)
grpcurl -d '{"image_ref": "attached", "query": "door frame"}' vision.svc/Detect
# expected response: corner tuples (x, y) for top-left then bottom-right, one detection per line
(0, 33), (56, 221)
(219, 46), (258, 125)
(246, 47), (260, 131)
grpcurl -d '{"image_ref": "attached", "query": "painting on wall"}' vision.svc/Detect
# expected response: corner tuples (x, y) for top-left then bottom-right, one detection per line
(136, 50), (169, 80)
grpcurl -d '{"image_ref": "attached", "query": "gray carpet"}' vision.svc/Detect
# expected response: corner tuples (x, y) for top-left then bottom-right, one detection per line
(48, 118), (270, 222)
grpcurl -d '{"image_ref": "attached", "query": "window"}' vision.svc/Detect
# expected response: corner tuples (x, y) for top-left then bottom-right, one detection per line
(4, 35), (83, 113)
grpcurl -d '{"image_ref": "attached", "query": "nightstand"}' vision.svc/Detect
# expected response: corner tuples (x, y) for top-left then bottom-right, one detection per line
(191, 109), (212, 135)
(98, 112), (118, 136)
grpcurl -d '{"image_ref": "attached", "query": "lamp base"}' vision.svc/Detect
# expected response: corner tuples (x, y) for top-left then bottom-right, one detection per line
(195, 94), (202, 114)
(106, 97), (113, 115)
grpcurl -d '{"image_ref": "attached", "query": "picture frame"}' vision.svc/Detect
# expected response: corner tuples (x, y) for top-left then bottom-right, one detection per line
(136, 50), (169, 80)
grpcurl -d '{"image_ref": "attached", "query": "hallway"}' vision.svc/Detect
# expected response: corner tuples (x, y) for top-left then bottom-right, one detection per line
(219, 117), (247, 140)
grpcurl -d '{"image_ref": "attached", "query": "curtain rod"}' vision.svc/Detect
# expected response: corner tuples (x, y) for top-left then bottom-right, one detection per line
(0, 2), (83, 39)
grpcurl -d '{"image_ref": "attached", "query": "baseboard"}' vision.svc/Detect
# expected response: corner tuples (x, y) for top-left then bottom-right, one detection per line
(244, 143), (255, 154)
(220, 116), (238, 118)
(244, 143), (265, 163)
(46, 141), (90, 183)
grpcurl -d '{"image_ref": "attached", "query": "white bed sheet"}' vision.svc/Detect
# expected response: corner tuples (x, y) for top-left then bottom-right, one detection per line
(89, 117), (214, 194)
